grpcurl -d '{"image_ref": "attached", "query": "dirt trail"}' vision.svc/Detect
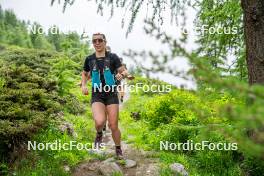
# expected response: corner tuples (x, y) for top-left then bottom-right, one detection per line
(72, 84), (160, 176)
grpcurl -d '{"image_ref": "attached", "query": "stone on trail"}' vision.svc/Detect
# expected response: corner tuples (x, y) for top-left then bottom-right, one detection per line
(99, 159), (123, 176)
(125, 159), (137, 168)
(146, 164), (160, 176)
(72, 160), (101, 176)
(87, 148), (107, 156)
(136, 163), (160, 176)
(139, 149), (156, 158)
(103, 157), (115, 163)
(103, 157), (137, 168)
(169, 163), (189, 176)
(104, 149), (115, 156)
(87, 161), (101, 171)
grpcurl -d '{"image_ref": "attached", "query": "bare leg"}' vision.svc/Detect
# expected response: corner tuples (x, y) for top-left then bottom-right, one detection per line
(106, 104), (121, 146)
(92, 102), (106, 132)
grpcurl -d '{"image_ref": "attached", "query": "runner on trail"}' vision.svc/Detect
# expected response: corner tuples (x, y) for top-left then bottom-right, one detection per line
(81, 33), (129, 159)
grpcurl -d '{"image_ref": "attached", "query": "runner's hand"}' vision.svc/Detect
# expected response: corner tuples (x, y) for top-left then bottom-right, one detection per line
(81, 86), (89, 95)
(115, 73), (123, 81)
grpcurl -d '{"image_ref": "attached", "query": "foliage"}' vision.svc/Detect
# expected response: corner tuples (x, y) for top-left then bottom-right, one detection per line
(0, 5), (90, 55)
(51, 0), (192, 36)
(0, 48), (62, 158)
(142, 89), (203, 129)
(48, 56), (79, 96)
(196, 0), (246, 81)
(0, 46), (86, 163)
(135, 19), (264, 168)
(47, 27), (91, 63)
(2, 1), (264, 175)
(11, 113), (94, 176)
(121, 76), (264, 175)
(29, 22), (53, 50)
(0, 7), (93, 174)
(0, 8), (32, 48)
(6, 67), (94, 175)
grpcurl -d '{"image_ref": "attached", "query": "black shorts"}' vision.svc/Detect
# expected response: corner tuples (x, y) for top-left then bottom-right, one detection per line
(91, 92), (119, 105)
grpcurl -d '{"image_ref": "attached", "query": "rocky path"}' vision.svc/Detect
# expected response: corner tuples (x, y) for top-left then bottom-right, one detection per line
(72, 127), (160, 176)
(72, 85), (160, 176)
(71, 85), (189, 176)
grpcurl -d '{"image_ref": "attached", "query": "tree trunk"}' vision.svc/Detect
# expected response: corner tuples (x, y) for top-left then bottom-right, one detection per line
(241, 0), (264, 85)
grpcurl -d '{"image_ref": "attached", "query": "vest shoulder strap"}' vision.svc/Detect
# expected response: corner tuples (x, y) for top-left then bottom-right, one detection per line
(90, 53), (97, 70)
(104, 52), (112, 68)
(90, 52), (113, 70)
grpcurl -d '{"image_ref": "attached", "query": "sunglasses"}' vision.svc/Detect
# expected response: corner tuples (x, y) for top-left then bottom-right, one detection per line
(92, 38), (104, 44)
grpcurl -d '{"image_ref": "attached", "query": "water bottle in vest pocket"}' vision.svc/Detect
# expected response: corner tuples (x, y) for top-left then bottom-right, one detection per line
(104, 67), (116, 86)
(92, 69), (101, 88)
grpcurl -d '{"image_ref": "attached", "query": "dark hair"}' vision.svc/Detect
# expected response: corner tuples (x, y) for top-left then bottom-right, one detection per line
(92, 33), (106, 40)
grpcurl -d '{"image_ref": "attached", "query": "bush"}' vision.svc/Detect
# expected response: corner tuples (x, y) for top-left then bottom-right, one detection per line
(48, 56), (80, 96)
(0, 63), (62, 158)
(0, 47), (83, 161)
(142, 89), (205, 129)
(240, 157), (264, 176)
(192, 131), (241, 175)
(64, 94), (85, 115)
(121, 81), (246, 175)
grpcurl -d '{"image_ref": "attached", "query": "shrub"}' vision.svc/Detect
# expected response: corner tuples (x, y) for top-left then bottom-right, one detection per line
(0, 47), (83, 161)
(241, 157), (264, 176)
(192, 131), (241, 175)
(0, 63), (62, 158)
(142, 89), (204, 129)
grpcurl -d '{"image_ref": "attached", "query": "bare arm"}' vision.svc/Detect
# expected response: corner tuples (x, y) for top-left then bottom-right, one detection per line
(81, 71), (90, 86)
(81, 71), (90, 95)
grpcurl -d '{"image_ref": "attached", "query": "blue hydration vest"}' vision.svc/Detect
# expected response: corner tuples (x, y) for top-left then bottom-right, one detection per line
(91, 53), (116, 88)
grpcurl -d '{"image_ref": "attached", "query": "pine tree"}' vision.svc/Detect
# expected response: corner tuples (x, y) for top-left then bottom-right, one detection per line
(29, 22), (53, 50)
(4, 10), (18, 27)
(47, 25), (62, 51)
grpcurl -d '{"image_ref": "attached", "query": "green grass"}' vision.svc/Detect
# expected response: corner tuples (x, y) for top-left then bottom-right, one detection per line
(120, 85), (243, 176)
(10, 84), (96, 175)
(11, 112), (95, 175)
(8, 77), (246, 176)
